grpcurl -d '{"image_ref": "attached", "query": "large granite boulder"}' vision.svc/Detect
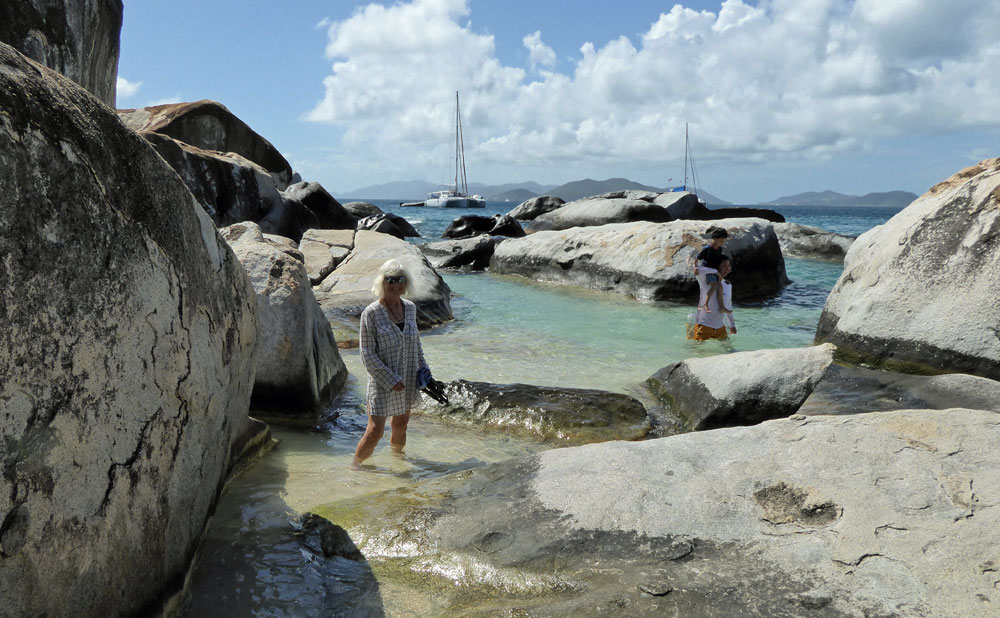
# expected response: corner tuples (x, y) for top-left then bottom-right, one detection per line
(443, 213), (525, 239)
(315, 230), (453, 328)
(774, 222), (854, 261)
(420, 235), (498, 270)
(117, 99), (293, 187)
(315, 408), (1000, 617)
(417, 380), (650, 444)
(528, 194), (673, 231)
(299, 228), (354, 285)
(0, 43), (258, 618)
(816, 159), (1000, 379)
(506, 195), (565, 221)
(357, 213), (420, 239)
(491, 218), (789, 302)
(342, 201), (384, 218)
(281, 181), (357, 231)
(0, 0), (123, 106)
(646, 344), (836, 430)
(221, 222), (347, 420)
(657, 192), (785, 223)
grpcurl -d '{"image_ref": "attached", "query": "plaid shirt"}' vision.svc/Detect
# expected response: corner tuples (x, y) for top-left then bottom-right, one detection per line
(359, 299), (428, 416)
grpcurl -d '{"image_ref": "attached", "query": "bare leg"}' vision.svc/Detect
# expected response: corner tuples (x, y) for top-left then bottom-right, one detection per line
(715, 284), (730, 313)
(389, 412), (411, 456)
(352, 415), (387, 469)
(702, 282), (719, 312)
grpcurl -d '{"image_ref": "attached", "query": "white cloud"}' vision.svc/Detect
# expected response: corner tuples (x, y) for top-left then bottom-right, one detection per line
(306, 0), (1000, 184)
(116, 76), (142, 98)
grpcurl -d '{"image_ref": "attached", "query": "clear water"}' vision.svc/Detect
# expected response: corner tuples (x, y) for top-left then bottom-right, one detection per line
(180, 202), (903, 617)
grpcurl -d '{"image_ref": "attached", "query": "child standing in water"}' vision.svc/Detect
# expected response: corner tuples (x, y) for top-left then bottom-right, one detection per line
(694, 227), (731, 313)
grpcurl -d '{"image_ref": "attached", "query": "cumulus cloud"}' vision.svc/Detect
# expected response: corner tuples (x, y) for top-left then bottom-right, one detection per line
(116, 76), (142, 98)
(306, 0), (1000, 183)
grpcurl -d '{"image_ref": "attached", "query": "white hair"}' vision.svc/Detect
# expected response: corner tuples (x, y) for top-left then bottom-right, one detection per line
(371, 259), (411, 298)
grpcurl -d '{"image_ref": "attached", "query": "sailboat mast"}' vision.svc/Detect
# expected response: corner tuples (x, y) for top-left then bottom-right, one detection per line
(683, 122), (689, 191)
(457, 91), (469, 195)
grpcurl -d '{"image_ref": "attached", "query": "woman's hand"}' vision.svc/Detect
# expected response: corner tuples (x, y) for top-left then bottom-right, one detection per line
(392, 382), (405, 392)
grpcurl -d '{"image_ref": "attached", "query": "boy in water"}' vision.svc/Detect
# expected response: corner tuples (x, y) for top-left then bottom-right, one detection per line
(694, 227), (731, 313)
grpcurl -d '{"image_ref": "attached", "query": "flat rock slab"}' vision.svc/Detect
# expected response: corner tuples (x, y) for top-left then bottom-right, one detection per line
(647, 344), (836, 430)
(817, 158), (1000, 379)
(315, 408), (1000, 617)
(416, 379), (650, 445)
(774, 222), (854, 261)
(491, 218), (788, 302)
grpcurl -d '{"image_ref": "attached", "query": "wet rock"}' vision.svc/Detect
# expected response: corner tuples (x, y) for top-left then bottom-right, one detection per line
(0, 0), (123, 106)
(507, 195), (565, 221)
(315, 230), (452, 328)
(527, 195), (672, 232)
(222, 222), (348, 420)
(281, 181), (357, 231)
(442, 214), (494, 238)
(816, 158), (1000, 379)
(420, 235), (497, 270)
(417, 379), (650, 444)
(299, 513), (365, 561)
(773, 222), (854, 261)
(0, 42), (257, 618)
(646, 344), (836, 430)
(491, 218), (789, 302)
(314, 408), (1000, 617)
(117, 99), (293, 187)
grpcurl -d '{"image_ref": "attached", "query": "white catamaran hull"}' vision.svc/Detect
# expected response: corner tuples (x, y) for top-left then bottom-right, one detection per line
(424, 195), (485, 208)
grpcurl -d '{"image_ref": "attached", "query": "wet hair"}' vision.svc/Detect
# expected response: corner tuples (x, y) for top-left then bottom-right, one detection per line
(371, 259), (411, 298)
(708, 226), (729, 240)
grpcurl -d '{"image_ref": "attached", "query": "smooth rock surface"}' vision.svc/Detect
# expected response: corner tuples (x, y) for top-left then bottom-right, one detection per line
(342, 201), (384, 218)
(298, 228), (355, 285)
(316, 408), (1000, 618)
(646, 344), (836, 430)
(774, 222), (854, 261)
(416, 379), (650, 444)
(816, 158), (1000, 379)
(657, 192), (785, 223)
(491, 218), (788, 302)
(420, 234), (497, 270)
(117, 99), (293, 187)
(0, 0), (123, 106)
(280, 181), (357, 231)
(222, 222), (347, 418)
(315, 230), (453, 328)
(506, 195), (565, 220)
(527, 195), (672, 231)
(0, 43), (258, 618)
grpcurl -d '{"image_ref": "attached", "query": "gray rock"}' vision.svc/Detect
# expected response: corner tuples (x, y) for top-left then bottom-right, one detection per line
(443, 214), (525, 239)
(420, 235), (496, 270)
(384, 213), (420, 237)
(315, 230), (452, 328)
(342, 201), (384, 218)
(299, 229), (355, 285)
(298, 513), (364, 561)
(646, 344), (836, 430)
(357, 213), (406, 239)
(315, 408), (1000, 617)
(0, 0), (122, 106)
(506, 195), (565, 220)
(117, 99), (293, 188)
(0, 43), (257, 618)
(527, 196), (672, 232)
(773, 222), (854, 261)
(222, 222), (347, 419)
(491, 218), (789, 302)
(657, 192), (785, 223)
(281, 181), (357, 230)
(417, 379), (650, 444)
(816, 158), (1000, 379)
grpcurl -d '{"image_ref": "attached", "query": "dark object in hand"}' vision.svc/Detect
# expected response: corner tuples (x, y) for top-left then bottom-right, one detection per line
(422, 378), (450, 405)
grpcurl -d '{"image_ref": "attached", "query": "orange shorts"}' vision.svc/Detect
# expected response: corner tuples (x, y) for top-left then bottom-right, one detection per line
(687, 323), (729, 341)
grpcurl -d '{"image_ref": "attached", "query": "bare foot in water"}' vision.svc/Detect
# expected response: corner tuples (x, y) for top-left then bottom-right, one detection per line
(350, 457), (363, 471)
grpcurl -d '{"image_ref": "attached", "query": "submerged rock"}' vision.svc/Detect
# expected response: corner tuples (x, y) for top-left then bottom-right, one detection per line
(773, 222), (854, 261)
(816, 158), (1000, 379)
(314, 408), (1000, 617)
(506, 195), (565, 221)
(0, 42), (258, 618)
(222, 222), (347, 420)
(646, 344), (836, 430)
(420, 234), (497, 270)
(491, 218), (788, 302)
(417, 379), (650, 444)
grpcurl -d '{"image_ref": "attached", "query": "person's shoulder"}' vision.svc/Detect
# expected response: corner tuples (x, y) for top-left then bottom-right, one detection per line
(361, 301), (382, 317)
(401, 298), (417, 309)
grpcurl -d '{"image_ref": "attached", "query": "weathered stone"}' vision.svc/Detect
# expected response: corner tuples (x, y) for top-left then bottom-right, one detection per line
(299, 513), (364, 561)
(442, 214), (495, 238)
(774, 222), (854, 261)
(357, 213), (405, 239)
(417, 379), (650, 444)
(527, 196), (672, 232)
(657, 192), (785, 223)
(315, 230), (452, 328)
(816, 158), (1000, 379)
(117, 99), (292, 187)
(299, 229), (354, 285)
(646, 344), (836, 430)
(0, 0), (123, 106)
(315, 408), (1000, 617)
(222, 222), (347, 419)
(281, 181), (357, 231)
(491, 218), (789, 302)
(0, 43), (257, 618)
(506, 195), (565, 221)
(421, 235), (497, 270)
(342, 201), (384, 218)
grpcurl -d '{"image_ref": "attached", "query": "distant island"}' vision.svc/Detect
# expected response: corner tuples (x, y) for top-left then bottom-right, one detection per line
(759, 190), (918, 208)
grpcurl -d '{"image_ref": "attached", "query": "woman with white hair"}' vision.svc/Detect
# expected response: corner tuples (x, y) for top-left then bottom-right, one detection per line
(352, 259), (430, 468)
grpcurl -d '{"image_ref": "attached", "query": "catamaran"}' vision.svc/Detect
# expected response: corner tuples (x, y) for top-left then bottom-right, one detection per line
(424, 91), (485, 208)
(670, 123), (702, 202)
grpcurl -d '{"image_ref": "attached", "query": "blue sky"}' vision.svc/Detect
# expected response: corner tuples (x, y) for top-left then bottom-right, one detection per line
(117, 0), (1000, 203)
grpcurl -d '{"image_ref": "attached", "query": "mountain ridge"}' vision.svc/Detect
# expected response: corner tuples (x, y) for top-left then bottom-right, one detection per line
(759, 189), (918, 208)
